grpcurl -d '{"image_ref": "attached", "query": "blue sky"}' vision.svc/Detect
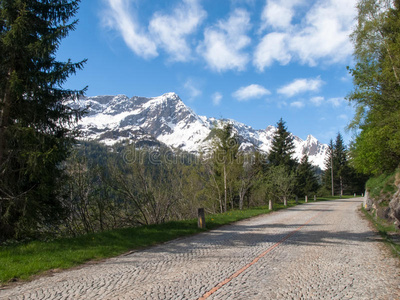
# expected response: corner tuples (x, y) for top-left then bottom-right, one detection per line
(57, 0), (358, 145)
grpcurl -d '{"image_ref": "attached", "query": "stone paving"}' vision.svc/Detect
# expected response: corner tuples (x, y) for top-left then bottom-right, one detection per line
(1, 198), (399, 299)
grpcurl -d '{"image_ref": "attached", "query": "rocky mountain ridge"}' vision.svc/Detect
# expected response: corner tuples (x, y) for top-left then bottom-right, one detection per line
(68, 92), (329, 169)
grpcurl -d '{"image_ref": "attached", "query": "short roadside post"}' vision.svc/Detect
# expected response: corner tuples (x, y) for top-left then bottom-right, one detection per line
(314, 195), (317, 201)
(295, 195), (298, 204)
(305, 195), (308, 203)
(198, 208), (206, 229)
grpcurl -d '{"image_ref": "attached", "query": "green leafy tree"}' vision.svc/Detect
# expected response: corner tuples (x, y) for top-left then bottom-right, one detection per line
(265, 165), (295, 208)
(0, 0), (86, 240)
(348, 0), (400, 175)
(210, 122), (240, 212)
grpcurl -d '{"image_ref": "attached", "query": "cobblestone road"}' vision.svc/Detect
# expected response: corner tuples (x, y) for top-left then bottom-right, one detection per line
(1, 198), (399, 299)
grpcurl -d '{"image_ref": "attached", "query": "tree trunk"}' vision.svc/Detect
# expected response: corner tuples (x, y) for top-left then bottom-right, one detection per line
(239, 193), (244, 210)
(224, 164), (227, 212)
(331, 153), (334, 196)
(0, 83), (12, 170)
(283, 196), (287, 206)
(340, 176), (343, 197)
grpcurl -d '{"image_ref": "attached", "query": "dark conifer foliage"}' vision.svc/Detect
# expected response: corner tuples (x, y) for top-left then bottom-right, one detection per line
(322, 133), (367, 196)
(295, 154), (319, 197)
(267, 118), (296, 169)
(0, 0), (86, 240)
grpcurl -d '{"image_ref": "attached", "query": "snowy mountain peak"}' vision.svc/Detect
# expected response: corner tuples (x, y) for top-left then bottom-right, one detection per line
(70, 93), (329, 169)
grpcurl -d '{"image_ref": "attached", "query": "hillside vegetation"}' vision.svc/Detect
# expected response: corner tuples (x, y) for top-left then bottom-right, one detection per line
(348, 0), (400, 227)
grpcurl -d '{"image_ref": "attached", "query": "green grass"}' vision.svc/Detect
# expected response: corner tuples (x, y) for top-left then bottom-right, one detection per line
(361, 206), (400, 257)
(366, 169), (399, 199)
(0, 195), (350, 285)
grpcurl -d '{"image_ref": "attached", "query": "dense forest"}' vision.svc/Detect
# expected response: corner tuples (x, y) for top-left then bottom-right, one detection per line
(5, 0), (400, 242)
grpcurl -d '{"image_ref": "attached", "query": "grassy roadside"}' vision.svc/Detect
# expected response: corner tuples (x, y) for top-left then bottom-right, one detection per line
(361, 206), (400, 258)
(0, 196), (349, 285)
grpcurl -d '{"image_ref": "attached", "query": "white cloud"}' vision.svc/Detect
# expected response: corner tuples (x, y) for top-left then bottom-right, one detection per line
(254, 32), (291, 71)
(289, 0), (356, 66)
(198, 9), (251, 72)
(260, 0), (301, 31)
(212, 92), (223, 106)
(103, 0), (158, 59)
(233, 84), (271, 101)
(328, 97), (345, 107)
(277, 77), (324, 97)
(337, 114), (348, 120)
(290, 101), (305, 108)
(184, 79), (202, 101)
(310, 96), (324, 106)
(149, 0), (206, 62)
(255, 0), (357, 69)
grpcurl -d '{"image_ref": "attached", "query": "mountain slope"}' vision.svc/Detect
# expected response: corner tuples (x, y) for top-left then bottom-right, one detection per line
(68, 93), (329, 169)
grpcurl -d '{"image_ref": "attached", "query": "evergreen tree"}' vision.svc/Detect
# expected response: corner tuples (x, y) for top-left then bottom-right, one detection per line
(0, 1), (86, 240)
(323, 133), (353, 196)
(323, 139), (335, 196)
(295, 154), (319, 197)
(334, 133), (350, 196)
(268, 118), (296, 169)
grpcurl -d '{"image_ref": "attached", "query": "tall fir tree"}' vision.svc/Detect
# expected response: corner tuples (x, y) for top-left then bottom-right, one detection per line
(295, 154), (319, 197)
(323, 133), (352, 196)
(0, 0), (86, 240)
(268, 118), (296, 169)
(333, 133), (349, 196)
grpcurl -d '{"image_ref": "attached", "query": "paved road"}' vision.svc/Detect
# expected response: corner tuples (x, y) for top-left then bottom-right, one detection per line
(1, 198), (400, 299)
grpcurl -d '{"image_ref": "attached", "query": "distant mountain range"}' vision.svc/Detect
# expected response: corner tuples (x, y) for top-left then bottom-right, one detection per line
(67, 92), (329, 169)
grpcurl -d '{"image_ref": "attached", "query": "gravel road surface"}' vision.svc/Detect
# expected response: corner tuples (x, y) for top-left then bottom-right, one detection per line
(1, 198), (399, 299)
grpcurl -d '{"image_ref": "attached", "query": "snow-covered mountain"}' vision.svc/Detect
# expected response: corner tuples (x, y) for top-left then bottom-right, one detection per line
(68, 92), (329, 169)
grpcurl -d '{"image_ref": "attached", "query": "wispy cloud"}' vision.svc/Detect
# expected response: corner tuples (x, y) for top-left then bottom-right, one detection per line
(328, 97), (345, 107)
(290, 101), (305, 108)
(277, 77), (324, 97)
(149, 0), (206, 62)
(260, 0), (302, 31)
(212, 92), (223, 106)
(102, 0), (356, 72)
(184, 78), (202, 101)
(103, 0), (158, 59)
(310, 96), (324, 106)
(254, 32), (291, 71)
(255, 0), (356, 69)
(197, 9), (251, 72)
(233, 84), (271, 101)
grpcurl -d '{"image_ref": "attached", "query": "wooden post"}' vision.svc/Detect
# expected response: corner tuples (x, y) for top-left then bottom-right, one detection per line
(198, 208), (206, 229)
(305, 195), (308, 203)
